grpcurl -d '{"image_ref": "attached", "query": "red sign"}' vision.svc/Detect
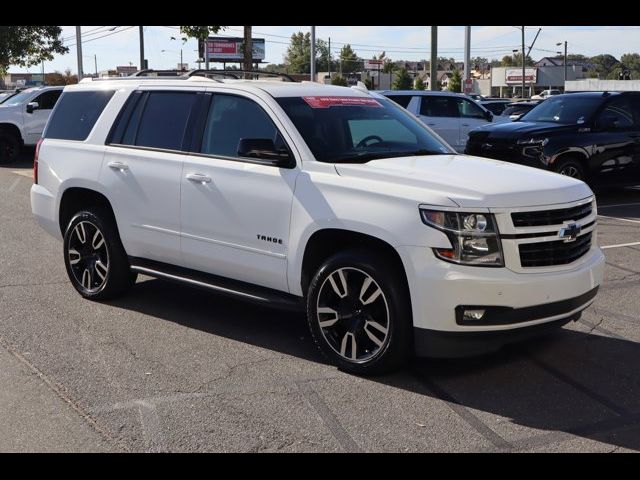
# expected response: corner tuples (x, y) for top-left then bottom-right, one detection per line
(303, 96), (383, 109)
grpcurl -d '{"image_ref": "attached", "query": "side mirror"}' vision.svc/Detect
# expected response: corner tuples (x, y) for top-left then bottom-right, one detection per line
(26, 101), (39, 114)
(596, 115), (619, 131)
(237, 138), (293, 167)
(485, 110), (494, 122)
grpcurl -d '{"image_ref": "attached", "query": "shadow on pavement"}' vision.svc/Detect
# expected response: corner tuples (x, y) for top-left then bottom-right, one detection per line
(108, 277), (640, 452)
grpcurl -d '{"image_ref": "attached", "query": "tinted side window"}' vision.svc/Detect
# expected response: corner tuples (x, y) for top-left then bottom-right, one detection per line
(201, 94), (279, 159)
(484, 103), (507, 115)
(385, 95), (413, 109)
(44, 90), (115, 141)
(34, 90), (62, 110)
(419, 97), (459, 118)
(598, 96), (634, 128)
(458, 98), (487, 119)
(132, 92), (197, 151)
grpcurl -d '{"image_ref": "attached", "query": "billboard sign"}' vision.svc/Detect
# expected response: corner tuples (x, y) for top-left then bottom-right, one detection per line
(364, 59), (384, 70)
(505, 68), (537, 84)
(204, 37), (265, 62)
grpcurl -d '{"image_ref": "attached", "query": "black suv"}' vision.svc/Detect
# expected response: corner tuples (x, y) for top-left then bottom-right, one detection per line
(465, 92), (640, 187)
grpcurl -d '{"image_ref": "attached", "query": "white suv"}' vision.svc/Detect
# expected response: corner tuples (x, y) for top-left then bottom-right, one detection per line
(0, 86), (64, 163)
(31, 74), (605, 374)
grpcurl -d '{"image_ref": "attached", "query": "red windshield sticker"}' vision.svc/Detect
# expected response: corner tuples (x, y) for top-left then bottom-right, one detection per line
(303, 96), (383, 109)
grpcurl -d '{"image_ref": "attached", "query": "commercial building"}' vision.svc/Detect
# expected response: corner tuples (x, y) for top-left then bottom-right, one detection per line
(489, 65), (585, 98)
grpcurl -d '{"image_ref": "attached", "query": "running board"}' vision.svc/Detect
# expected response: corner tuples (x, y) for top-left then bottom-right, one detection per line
(129, 257), (304, 311)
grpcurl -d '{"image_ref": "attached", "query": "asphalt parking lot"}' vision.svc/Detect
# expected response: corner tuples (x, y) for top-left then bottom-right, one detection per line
(1, 150), (639, 452)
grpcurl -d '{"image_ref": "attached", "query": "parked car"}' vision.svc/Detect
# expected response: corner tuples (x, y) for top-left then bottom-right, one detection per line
(465, 92), (640, 187)
(0, 86), (64, 163)
(531, 89), (562, 100)
(380, 90), (494, 152)
(466, 93), (486, 102)
(31, 77), (604, 374)
(479, 99), (511, 116)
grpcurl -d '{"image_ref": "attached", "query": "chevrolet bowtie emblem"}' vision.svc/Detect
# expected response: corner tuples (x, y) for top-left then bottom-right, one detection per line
(559, 223), (581, 242)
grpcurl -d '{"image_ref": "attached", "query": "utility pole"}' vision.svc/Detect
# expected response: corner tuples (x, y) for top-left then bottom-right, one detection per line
(563, 41), (568, 83)
(139, 26), (145, 70)
(430, 26), (437, 90)
(328, 37), (331, 80)
(94, 54), (97, 76)
(463, 26), (471, 83)
(181, 49), (183, 70)
(310, 26), (316, 82)
(243, 26), (252, 78)
(75, 26), (83, 79)
(521, 26), (526, 98)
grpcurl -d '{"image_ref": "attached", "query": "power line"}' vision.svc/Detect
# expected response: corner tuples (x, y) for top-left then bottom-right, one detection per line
(65, 26), (136, 48)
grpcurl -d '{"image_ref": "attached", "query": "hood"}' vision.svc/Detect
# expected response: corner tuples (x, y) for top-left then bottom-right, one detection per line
(470, 121), (576, 139)
(335, 154), (592, 209)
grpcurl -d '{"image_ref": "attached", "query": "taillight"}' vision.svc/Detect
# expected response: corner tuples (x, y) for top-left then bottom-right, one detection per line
(34, 138), (43, 184)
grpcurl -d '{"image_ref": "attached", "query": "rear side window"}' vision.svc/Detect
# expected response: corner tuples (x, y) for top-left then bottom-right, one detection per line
(457, 98), (487, 119)
(385, 95), (413, 109)
(44, 90), (115, 141)
(420, 97), (460, 118)
(131, 92), (197, 151)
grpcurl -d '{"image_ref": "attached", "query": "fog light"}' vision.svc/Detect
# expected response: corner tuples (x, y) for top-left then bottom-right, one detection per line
(462, 309), (486, 321)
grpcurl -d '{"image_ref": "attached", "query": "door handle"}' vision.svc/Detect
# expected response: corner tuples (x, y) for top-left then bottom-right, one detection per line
(186, 173), (212, 184)
(427, 123), (436, 126)
(108, 161), (129, 171)
(462, 123), (470, 127)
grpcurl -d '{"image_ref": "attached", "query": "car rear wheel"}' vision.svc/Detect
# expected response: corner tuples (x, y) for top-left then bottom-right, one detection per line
(306, 250), (412, 375)
(63, 206), (136, 300)
(0, 131), (21, 165)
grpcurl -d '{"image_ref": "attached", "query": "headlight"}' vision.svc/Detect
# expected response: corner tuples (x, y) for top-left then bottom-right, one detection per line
(516, 137), (549, 146)
(420, 209), (504, 267)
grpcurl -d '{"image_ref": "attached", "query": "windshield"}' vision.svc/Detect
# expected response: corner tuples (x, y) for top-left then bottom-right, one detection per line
(0, 92), (16, 104)
(519, 96), (602, 124)
(275, 96), (453, 163)
(1, 90), (35, 106)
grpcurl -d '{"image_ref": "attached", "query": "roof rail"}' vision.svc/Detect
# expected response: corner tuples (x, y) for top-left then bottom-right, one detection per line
(186, 69), (297, 82)
(129, 69), (188, 77)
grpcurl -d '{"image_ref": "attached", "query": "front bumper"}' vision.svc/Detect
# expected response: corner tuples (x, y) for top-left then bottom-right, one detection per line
(396, 244), (605, 355)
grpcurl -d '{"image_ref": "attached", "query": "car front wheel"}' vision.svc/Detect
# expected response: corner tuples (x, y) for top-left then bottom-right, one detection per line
(306, 250), (412, 375)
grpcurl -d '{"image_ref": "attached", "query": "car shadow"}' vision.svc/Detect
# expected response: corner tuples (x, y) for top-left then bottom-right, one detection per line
(0, 146), (35, 170)
(107, 277), (640, 452)
(596, 187), (640, 220)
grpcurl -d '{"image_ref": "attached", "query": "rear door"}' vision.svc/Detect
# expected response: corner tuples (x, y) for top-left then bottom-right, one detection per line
(417, 96), (461, 150)
(101, 88), (200, 264)
(24, 89), (62, 144)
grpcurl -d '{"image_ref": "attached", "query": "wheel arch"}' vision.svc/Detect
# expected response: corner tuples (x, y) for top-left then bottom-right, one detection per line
(58, 187), (118, 237)
(0, 122), (24, 144)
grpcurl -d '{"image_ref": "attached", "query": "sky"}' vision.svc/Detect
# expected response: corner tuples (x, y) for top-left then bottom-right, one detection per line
(9, 26), (640, 75)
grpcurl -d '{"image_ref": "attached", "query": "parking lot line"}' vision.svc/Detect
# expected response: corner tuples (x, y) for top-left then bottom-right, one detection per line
(597, 215), (640, 224)
(598, 202), (640, 209)
(601, 241), (640, 250)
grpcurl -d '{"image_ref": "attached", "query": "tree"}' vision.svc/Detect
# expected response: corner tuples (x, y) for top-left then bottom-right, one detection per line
(45, 68), (78, 86)
(339, 44), (360, 74)
(587, 54), (620, 79)
(414, 76), (426, 90)
(620, 53), (640, 79)
(180, 26), (225, 68)
(0, 26), (68, 74)
(331, 75), (348, 86)
(393, 68), (413, 90)
(448, 69), (462, 92)
(284, 32), (311, 74)
(500, 53), (534, 67)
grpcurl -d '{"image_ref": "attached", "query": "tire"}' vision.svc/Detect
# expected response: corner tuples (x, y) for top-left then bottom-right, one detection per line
(63, 206), (135, 300)
(306, 249), (413, 375)
(0, 131), (21, 165)
(553, 157), (586, 181)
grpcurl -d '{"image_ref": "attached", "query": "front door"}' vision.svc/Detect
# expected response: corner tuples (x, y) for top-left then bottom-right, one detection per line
(457, 97), (492, 150)
(24, 89), (62, 144)
(180, 92), (299, 292)
(417, 96), (461, 151)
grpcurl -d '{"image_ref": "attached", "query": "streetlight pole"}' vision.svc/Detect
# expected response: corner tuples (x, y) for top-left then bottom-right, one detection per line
(94, 54), (98, 77)
(310, 26), (316, 82)
(139, 26), (145, 70)
(557, 41), (567, 83)
(430, 26), (437, 91)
